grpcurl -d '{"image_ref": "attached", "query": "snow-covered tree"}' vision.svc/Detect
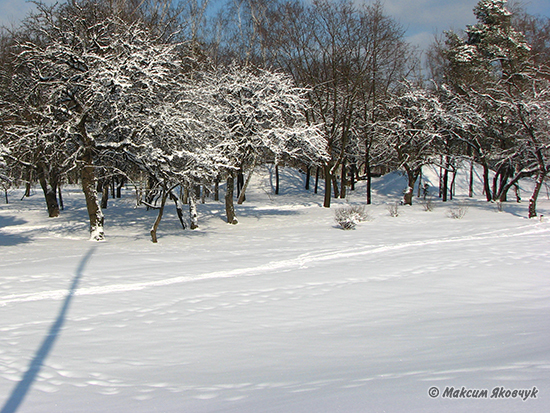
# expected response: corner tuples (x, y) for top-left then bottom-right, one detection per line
(8, 1), (183, 240)
(375, 83), (459, 205)
(444, 0), (532, 91)
(203, 64), (327, 223)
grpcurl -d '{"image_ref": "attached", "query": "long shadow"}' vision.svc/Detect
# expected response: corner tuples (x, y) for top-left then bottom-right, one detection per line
(1, 246), (96, 413)
(0, 216), (30, 247)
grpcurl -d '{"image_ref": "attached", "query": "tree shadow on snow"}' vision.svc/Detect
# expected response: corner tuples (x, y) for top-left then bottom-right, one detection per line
(0, 215), (31, 246)
(0, 247), (96, 413)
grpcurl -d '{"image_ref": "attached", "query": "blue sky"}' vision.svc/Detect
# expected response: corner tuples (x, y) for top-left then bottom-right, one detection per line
(1, 0), (549, 50)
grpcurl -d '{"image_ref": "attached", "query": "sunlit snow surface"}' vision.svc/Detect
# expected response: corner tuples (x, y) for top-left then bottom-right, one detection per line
(1, 166), (549, 412)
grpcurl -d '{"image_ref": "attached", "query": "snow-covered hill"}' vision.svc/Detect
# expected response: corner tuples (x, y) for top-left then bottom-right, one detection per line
(1, 166), (549, 413)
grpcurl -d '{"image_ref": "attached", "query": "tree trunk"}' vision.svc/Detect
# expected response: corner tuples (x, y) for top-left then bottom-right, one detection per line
(116, 177), (124, 198)
(323, 165), (332, 208)
(332, 174), (339, 198)
(169, 191), (186, 230)
(482, 161), (492, 202)
(469, 160), (474, 197)
(150, 190), (169, 243)
(182, 186), (189, 205)
(238, 159), (256, 204)
(305, 166), (311, 190)
(340, 163), (346, 199)
(366, 158), (372, 205)
(81, 158), (105, 241)
(24, 167), (32, 197)
(58, 185), (64, 211)
(225, 173), (238, 224)
(214, 178), (219, 201)
(275, 164), (280, 195)
(403, 166), (419, 206)
(37, 163), (60, 218)
(101, 179), (109, 209)
(528, 172), (545, 218)
(350, 164), (356, 191)
(449, 168), (456, 201)
(237, 167), (244, 198)
(417, 168), (423, 198)
(189, 195), (199, 229)
(438, 155), (443, 198)
(442, 157), (449, 202)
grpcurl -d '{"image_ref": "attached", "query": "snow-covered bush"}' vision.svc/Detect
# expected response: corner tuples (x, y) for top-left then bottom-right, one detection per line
(334, 205), (369, 230)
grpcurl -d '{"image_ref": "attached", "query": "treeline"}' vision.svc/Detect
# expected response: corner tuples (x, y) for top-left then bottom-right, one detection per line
(0, 0), (549, 241)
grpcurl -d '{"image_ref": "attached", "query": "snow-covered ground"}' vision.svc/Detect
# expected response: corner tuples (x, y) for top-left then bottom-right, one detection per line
(1, 166), (549, 413)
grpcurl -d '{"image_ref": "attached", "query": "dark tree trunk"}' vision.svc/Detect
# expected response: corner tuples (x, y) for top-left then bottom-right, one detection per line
(438, 155), (443, 198)
(323, 165), (332, 208)
(403, 166), (420, 206)
(169, 191), (186, 230)
(340, 163), (346, 199)
(350, 164), (356, 191)
(101, 179), (109, 209)
(81, 158), (104, 240)
(469, 160), (474, 198)
(116, 177), (125, 198)
(225, 173), (238, 224)
(24, 167), (32, 197)
(305, 166), (311, 190)
(275, 164), (280, 195)
(442, 157), (449, 202)
(237, 167), (244, 198)
(150, 190), (168, 243)
(37, 163), (60, 218)
(214, 177), (219, 201)
(238, 161), (256, 204)
(417, 168), (422, 198)
(331, 174), (339, 198)
(482, 162), (492, 202)
(449, 168), (456, 201)
(78, 116), (104, 241)
(58, 185), (64, 211)
(528, 172), (545, 218)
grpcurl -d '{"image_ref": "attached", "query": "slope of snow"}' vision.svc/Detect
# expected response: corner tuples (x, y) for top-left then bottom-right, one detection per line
(1, 166), (549, 413)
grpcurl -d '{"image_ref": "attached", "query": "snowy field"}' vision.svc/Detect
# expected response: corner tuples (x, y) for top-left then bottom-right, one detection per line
(1, 167), (550, 413)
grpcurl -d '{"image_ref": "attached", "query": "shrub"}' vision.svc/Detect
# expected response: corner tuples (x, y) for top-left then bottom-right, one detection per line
(334, 205), (369, 230)
(387, 201), (399, 217)
(448, 203), (468, 219)
(421, 197), (434, 212)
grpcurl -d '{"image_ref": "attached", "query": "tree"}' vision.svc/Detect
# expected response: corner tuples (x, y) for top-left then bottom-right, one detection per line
(435, 0), (542, 207)
(8, 0), (183, 240)
(203, 63), (327, 223)
(375, 83), (451, 205)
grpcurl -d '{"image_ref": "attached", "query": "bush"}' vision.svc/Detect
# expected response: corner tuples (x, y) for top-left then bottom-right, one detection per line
(387, 201), (399, 217)
(334, 205), (369, 230)
(421, 197), (434, 212)
(448, 203), (468, 219)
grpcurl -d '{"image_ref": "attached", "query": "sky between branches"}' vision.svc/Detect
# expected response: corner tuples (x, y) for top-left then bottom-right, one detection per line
(1, 0), (549, 51)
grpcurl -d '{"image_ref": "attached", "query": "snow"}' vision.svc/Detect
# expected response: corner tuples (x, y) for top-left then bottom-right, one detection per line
(1, 166), (550, 412)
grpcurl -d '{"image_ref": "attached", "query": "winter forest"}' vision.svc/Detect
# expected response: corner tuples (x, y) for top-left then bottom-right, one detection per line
(1, 1), (550, 412)
(0, 0), (548, 240)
